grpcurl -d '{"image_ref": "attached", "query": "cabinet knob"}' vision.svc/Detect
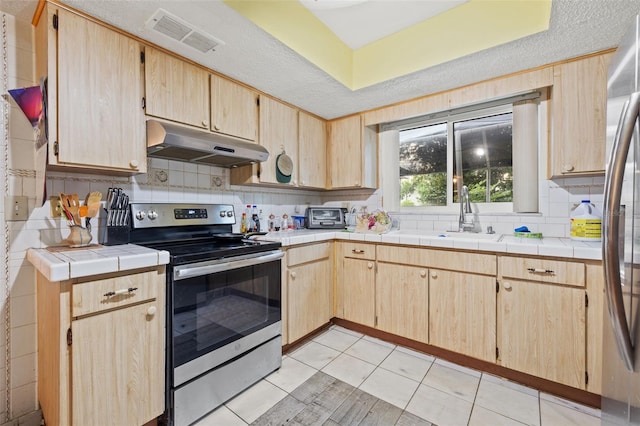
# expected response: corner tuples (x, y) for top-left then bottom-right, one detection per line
(503, 282), (512, 290)
(202, 120), (208, 127)
(562, 164), (575, 172)
(290, 271), (297, 279)
(146, 306), (157, 316)
(129, 160), (139, 169)
(367, 262), (374, 269)
(420, 270), (427, 278)
(213, 124), (220, 131)
(355, 181), (360, 187)
(430, 271), (437, 279)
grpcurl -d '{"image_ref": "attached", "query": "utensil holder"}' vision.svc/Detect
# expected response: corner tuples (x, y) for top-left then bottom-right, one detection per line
(100, 226), (130, 246)
(66, 225), (93, 247)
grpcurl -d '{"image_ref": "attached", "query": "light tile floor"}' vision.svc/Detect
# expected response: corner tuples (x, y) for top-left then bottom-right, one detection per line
(196, 325), (601, 426)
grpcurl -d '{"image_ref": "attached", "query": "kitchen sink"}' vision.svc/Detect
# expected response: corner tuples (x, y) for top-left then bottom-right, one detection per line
(391, 229), (503, 242)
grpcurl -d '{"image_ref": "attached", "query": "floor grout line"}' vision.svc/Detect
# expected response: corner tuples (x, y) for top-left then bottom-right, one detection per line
(203, 328), (601, 426)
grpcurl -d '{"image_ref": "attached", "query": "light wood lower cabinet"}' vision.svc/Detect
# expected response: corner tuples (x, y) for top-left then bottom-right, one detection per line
(586, 263), (604, 394)
(429, 269), (496, 362)
(37, 267), (166, 426)
(498, 256), (587, 389)
(337, 242), (377, 327)
(342, 257), (376, 327)
(287, 242), (334, 342)
(332, 243), (603, 394)
(376, 262), (428, 342)
(497, 279), (586, 388)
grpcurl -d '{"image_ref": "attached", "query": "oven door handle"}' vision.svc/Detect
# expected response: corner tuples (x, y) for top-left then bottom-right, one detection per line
(174, 250), (284, 280)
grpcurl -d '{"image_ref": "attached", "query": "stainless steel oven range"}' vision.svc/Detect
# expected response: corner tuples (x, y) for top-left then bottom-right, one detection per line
(129, 203), (283, 426)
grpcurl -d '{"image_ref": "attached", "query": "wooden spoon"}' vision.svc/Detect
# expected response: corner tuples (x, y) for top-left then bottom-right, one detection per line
(85, 191), (102, 218)
(67, 193), (81, 226)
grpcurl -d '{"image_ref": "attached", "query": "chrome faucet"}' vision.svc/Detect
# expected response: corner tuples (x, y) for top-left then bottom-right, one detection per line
(459, 185), (475, 232)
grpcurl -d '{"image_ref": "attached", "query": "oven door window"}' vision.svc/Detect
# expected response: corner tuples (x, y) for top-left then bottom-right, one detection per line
(172, 260), (281, 367)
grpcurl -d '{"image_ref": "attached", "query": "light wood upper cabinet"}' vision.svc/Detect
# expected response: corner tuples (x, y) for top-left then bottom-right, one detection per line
(287, 242), (333, 342)
(376, 262), (428, 343)
(144, 46), (209, 129)
(257, 95), (299, 185)
(550, 53), (612, 177)
(498, 256), (587, 389)
(429, 269), (496, 362)
(298, 111), (327, 188)
(210, 74), (258, 141)
(36, 6), (146, 173)
(327, 115), (377, 189)
(37, 267), (165, 426)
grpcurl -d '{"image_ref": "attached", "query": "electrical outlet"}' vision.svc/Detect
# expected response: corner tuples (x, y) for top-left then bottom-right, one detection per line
(5, 195), (28, 221)
(50, 196), (63, 217)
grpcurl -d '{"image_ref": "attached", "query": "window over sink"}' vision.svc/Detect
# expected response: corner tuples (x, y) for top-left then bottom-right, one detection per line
(380, 92), (542, 214)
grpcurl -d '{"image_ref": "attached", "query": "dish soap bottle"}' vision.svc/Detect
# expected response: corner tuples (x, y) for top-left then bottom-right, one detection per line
(570, 200), (602, 241)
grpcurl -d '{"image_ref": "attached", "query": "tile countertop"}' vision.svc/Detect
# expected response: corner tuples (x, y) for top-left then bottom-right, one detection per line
(255, 230), (603, 261)
(27, 244), (170, 282)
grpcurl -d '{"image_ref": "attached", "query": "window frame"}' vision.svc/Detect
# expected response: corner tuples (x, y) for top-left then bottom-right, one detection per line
(395, 104), (515, 214)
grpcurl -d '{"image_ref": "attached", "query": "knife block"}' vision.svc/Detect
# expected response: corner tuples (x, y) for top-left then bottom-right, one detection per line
(99, 225), (130, 246)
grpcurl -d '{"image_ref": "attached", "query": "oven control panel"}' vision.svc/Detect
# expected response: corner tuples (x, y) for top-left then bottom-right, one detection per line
(130, 203), (235, 228)
(174, 208), (208, 220)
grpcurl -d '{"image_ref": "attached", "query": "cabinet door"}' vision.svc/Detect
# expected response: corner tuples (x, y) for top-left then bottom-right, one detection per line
(210, 74), (258, 141)
(342, 257), (376, 327)
(498, 279), (586, 389)
(298, 111), (327, 189)
(56, 9), (145, 172)
(71, 300), (164, 426)
(144, 46), (209, 129)
(258, 96), (298, 184)
(586, 263), (604, 394)
(328, 115), (362, 188)
(376, 262), (428, 343)
(429, 270), (496, 362)
(551, 53), (611, 177)
(288, 258), (333, 342)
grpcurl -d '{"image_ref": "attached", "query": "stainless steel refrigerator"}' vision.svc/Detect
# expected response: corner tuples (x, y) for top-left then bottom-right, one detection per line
(603, 14), (640, 425)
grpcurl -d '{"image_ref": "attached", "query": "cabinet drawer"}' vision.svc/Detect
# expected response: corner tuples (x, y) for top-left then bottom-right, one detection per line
(72, 269), (162, 317)
(377, 246), (496, 275)
(499, 256), (585, 287)
(377, 245), (427, 266)
(287, 242), (331, 267)
(340, 242), (376, 260)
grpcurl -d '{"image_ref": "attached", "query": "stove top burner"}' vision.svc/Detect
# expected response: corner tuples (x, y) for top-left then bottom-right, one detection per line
(144, 237), (281, 265)
(127, 203), (281, 265)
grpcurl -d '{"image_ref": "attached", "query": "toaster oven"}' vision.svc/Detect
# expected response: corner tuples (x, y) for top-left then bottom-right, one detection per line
(305, 207), (347, 229)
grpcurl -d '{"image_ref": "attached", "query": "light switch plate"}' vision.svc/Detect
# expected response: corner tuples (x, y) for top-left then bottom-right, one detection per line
(5, 195), (28, 221)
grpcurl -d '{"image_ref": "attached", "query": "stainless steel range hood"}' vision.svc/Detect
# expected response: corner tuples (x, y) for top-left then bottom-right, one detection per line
(146, 119), (268, 167)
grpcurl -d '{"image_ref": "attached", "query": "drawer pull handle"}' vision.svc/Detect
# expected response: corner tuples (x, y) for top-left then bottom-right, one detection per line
(104, 287), (138, 297)
(527, 268), (554, 274)
(352, 249), (365, 254)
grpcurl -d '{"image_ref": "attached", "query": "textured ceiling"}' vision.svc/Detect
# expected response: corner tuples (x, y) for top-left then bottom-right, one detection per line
(3, 0), (640, 120)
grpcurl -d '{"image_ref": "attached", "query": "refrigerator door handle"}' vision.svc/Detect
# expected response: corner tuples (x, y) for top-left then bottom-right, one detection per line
(603, 91), (640, 372)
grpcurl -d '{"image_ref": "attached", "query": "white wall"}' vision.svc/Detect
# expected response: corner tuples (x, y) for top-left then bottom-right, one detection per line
(0, 9), (604, 426)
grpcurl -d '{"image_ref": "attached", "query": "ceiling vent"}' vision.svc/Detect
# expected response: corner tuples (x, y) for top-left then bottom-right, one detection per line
(145, 9), (225, 54)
